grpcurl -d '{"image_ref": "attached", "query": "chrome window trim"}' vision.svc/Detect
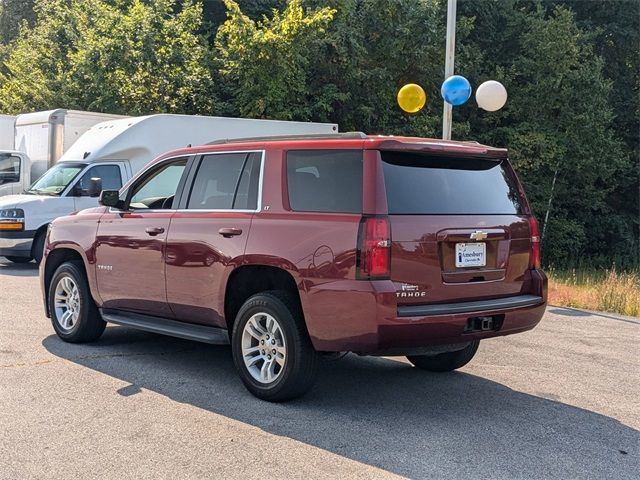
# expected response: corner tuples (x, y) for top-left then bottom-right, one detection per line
(174, 209), (257, 213)
(181, 149), (265, 214)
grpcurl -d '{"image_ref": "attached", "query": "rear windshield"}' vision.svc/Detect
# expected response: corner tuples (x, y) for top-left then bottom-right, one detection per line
(381, 152), (524, 215)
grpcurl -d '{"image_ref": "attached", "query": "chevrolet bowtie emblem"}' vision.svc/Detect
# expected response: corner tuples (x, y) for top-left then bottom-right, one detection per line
(470, 230), (488, 241)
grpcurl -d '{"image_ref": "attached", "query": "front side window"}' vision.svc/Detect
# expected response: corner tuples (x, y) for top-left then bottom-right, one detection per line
(129, 158), (187, 209)
(287, 150), (363, 213)
(73, 165), (122, 196)
(27, 162), (85, 196)
(0, 153), (20, 185)
(186, 152), (261, 210)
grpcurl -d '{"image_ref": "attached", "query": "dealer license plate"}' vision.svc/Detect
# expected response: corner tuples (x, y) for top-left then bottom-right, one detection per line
(455, 242), (486, 268)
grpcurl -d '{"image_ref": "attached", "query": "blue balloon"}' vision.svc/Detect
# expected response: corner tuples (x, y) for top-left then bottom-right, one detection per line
(441, 75), (472, 106)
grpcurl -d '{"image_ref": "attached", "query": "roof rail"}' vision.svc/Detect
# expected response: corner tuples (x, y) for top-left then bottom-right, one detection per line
(206, 131), (367, 145)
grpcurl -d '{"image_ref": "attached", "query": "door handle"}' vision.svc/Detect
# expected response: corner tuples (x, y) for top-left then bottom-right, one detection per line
(145, 226), (165, 236)
(218, 227), (243, 238)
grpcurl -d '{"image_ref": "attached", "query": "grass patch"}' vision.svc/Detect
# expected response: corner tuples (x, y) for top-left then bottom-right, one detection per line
(547, 267), (640, 318)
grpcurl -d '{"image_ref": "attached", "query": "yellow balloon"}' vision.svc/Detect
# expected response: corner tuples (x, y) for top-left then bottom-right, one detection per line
(397, 83), (427, 113)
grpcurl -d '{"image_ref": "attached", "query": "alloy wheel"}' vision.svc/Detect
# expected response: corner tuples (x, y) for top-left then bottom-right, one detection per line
(241, 312), (287, 384)
(54, 276), (81, 331)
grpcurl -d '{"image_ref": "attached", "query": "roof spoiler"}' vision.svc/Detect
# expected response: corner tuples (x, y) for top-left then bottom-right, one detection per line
(377, 139), (508, 158)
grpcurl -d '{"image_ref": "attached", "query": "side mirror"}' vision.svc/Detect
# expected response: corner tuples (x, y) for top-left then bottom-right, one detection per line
(99, 190), (123, 209)
(88, 177), (103, 197)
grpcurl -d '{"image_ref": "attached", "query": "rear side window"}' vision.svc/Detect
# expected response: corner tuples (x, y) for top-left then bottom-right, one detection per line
(381, 152), (524, 214)
(187, 152), (261, 210)
(287, 150), (362, 213)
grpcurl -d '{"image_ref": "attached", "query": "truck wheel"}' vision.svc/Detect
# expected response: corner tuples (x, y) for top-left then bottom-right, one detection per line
(5, 256), (32, 263)
(32, 231), (46, 265)
(48, 261), (106, 343)
(231, 291), (319, 402)
(407, 340), (480, 372)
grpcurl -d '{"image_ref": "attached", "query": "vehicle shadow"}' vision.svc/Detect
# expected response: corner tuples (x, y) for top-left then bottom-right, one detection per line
(0, 260), (38, 277)
(42, 327), (638, 479)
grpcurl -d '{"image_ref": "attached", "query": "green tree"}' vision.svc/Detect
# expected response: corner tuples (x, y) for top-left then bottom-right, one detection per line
(302, 0), (447, 134)
(0, 0), (36, 44)
(0, 0), (216, 115)
(458, 1), (632, 266)
(215, 0), (335, 120)
(192, 0), (287, 43)
(236, 0), (287, 19)
(550, 0), (639, 266)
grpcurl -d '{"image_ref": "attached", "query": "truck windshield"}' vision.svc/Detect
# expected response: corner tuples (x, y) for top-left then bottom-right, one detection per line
(26, 162), (86, 196)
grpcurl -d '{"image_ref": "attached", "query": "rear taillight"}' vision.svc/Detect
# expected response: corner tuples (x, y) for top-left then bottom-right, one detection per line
(528, 216), (541, 269)
(357, 215), (391, 279)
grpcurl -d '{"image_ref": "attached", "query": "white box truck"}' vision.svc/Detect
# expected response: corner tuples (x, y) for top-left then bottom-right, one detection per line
(0, 114), (338, 263)
(0, 115), (16, 149)
(1, 109), (126, 197)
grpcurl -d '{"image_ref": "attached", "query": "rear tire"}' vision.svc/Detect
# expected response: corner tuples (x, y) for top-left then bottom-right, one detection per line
(5, 256), (32, 263)
(231, 290), (319, 402)
(49, 261), (106, 343)
(407, 340), (480, 372)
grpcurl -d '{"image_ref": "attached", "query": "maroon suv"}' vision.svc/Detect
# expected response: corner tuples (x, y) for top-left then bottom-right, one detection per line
(40, 134), (547, 401)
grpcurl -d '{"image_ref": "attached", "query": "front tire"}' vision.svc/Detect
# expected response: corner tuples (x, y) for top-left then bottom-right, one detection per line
(48, 261), (106, 343)
(231, 291), (319, 402)
(407, 340), (480, 372)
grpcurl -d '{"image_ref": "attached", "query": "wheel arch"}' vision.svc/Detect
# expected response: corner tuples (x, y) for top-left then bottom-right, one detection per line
(43, 246), (97, 317)
(223, 264), (307, 337)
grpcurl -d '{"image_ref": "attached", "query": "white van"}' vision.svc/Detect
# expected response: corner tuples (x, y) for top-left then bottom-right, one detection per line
(0, 114), (338, 263)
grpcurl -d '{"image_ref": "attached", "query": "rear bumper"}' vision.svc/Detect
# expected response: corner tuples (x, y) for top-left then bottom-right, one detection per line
(371, 300), (546, 355)
(0, 230), (35, 257)
(397, 294), (542, 317)
(304, 269), (547, 354)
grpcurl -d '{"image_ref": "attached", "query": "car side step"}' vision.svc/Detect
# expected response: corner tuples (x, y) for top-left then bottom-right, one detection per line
(100, 309), (229, 345)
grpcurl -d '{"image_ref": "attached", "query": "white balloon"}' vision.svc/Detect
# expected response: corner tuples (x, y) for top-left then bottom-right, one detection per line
(476, 80), (507, 111)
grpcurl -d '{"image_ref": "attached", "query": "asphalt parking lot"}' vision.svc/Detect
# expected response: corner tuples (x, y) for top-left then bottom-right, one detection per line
(0, 259), (638, 479)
